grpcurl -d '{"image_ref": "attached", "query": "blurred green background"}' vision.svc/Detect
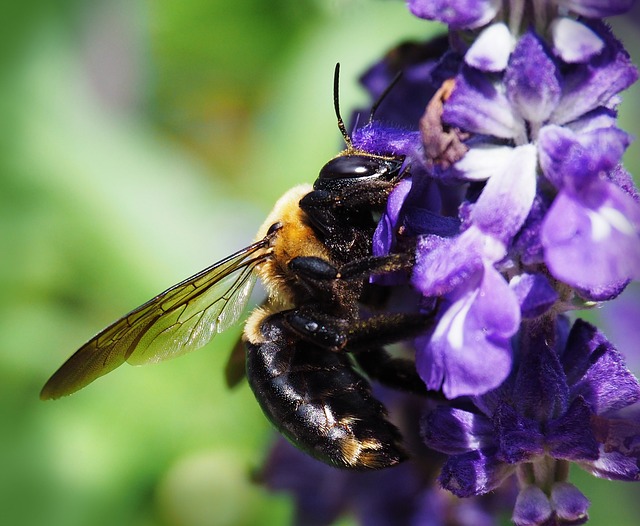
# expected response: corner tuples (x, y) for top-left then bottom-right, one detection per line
(1, 1), (638, 525)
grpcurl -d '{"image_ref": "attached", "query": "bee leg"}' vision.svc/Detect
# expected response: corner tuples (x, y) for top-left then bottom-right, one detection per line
(353, 347), (428, 395)
(278, 308), (445, 399)
(345, 312), (433, 349)
(287, 256), (338, 280)
(281, 308), (349, 350)
(338, 253), (413, 279)
(288, 252), (411, 283)
(352, 347), (446, 400)
(297, 190), (339, 237)
(341, 313), (446, 399)
(281, 308), (434, 360)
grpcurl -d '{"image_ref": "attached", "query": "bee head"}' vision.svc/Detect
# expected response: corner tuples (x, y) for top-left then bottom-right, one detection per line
(314, 64), (406, 192)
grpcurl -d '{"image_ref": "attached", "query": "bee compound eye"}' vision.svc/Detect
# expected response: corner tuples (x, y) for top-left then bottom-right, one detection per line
(266, 222), (283, 236)
(319, 155), (385, 180)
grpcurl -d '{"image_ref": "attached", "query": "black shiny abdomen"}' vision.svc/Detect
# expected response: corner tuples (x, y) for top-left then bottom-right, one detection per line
(245, 312), (406, 469)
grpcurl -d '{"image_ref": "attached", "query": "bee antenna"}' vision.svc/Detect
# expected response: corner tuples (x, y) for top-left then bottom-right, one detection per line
(368, 70), (403, 124)
(333, 63), (353, 149)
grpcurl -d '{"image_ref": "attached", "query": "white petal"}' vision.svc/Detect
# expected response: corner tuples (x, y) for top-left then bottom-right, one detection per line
(465, 23), (515, 72)
(550, 17), (604, 63)
(454, 144), (516, 181)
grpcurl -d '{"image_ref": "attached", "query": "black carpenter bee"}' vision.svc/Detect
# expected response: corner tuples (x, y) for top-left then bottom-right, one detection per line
(41, 64), (433, 470)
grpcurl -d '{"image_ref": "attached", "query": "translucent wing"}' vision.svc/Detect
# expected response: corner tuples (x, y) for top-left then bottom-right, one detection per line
(40, 238), (270, 400)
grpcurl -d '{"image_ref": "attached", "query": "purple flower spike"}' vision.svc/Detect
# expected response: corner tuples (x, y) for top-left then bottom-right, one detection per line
(373, 179), (412, 257)
(256, 1), (640, 523)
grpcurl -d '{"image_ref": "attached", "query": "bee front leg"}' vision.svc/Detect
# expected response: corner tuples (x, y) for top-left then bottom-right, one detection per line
(288, 252), (411, 282)
(280, 308), (441, 398)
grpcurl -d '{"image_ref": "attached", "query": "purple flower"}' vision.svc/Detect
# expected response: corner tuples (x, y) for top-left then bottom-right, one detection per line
(412, 229), (518, 397)
(421, 318), (640, 519)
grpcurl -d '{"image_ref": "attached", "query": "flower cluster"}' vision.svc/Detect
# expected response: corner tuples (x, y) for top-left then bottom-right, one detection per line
(262, 1), (640, 524)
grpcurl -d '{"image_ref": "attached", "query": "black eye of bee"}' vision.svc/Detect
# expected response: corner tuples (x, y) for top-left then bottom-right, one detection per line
(318, 155), (403, 181)
(266, 222), (283, 236)
(319, 155), (382, 180)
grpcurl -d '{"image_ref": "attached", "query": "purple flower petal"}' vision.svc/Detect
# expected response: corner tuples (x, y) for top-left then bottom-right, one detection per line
(415, 260), (518, 397)
(401, 175), (460, 238)
(439, 448), (515, 497)
(444, 66), (526, 139)
(421, 406), (495, 454)
(565, 106), (618, 135)
(550, 482), (590, 523)
(550, 17), (604, 64)
(510, 273), (559, 318)
(438, 450), (515, 497)
(413, 226), (504, 296)
(505, 32), (561, 124)
(470, 144), (537, 242)
(551, 22), (638, 125)
(607, 164), (640, 201)
(512, 486), (553, 526)
(512, 195), (549, 266)
(352, 123), (423, 160)
(541, 180), (640, 298)
(589, 404), (640, 478)
(408, 0), (500, 29)
(538, 124), (631, 190)
(373, 179), (412, 257)
(559, 0), (635, 18)
(465, 23), (514, 72)
(513, 330), (570, 420)
(579, 447), (640, 481)
(562, 320), (640, 414)
(452, 143), (515, 181)
(493, 402), (544, 463)
(546, 397), (600, 461)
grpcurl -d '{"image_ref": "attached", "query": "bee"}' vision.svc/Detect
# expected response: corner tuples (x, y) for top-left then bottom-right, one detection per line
(41, 64), (433, 470)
